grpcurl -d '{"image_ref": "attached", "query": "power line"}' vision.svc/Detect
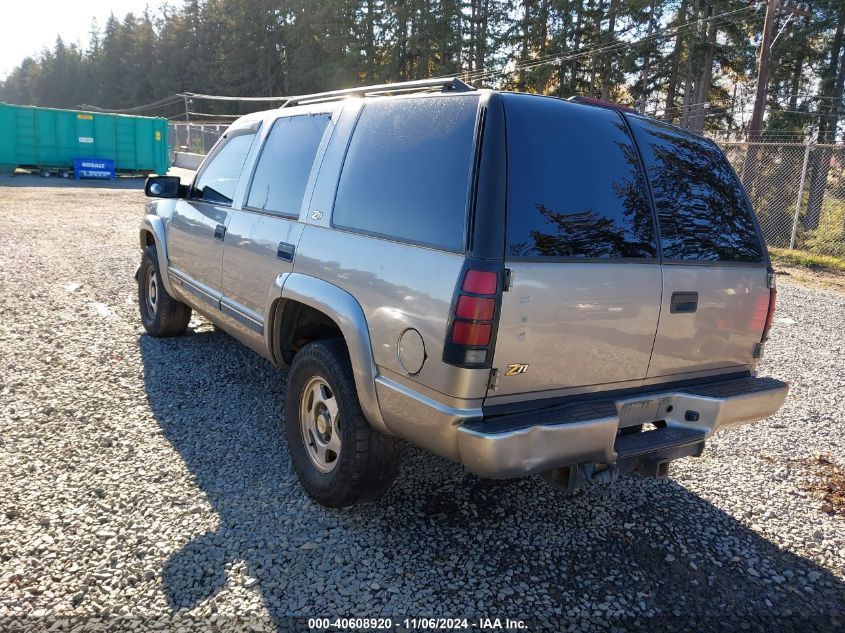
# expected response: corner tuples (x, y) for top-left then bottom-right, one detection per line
(79, 94), (183, 113)
(454, 5), (760, 85)
(185, 111), (242, 118)
(468, 9), (752, 81)
(183, 91), (286, 102)
(79, 90), (286, 114)
(775, 108), (841, 116)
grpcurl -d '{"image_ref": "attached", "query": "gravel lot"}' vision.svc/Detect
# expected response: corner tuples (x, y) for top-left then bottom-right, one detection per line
(1, 178), (844, 632)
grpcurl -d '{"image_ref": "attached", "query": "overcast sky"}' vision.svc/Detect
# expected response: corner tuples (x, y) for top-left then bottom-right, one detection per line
(1, 1), (163, 79)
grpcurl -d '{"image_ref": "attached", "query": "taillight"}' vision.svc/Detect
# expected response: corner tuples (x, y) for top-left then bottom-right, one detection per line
(452, 321), (492, 346)
(762, 287), (776, 341)
(455, 296), (495, 320)
(443, 267), (502, 368)
(462, 270), (498, 294)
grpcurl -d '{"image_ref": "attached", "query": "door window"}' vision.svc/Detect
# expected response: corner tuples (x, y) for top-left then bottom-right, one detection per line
(332, 95), (479, 252)
(504, 94), (658, 260)
(627, 116), (764, 263)
(246, 115), (330, 217)
(192, 132), (256, 205)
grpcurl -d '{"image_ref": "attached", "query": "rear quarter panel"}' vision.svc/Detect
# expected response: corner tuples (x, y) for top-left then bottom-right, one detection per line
(294, 226), (489, 400)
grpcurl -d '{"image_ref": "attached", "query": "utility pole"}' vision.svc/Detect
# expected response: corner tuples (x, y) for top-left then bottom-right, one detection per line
(748, 0), (777, 141)
(749, 1), (811, 140)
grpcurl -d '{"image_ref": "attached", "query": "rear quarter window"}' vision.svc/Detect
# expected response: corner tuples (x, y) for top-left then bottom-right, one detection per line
(331, 95), (479, 252)
(627, 116), (764, 263)
(504, 94), (658, 259)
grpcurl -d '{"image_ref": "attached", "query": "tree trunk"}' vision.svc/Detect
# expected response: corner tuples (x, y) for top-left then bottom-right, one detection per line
(468, 0), (477, 72)
(680, 0), (701, 128)
(639, 0), (656, 113)
(366, 0), (376, 81)
(539, 0), (549, 54)
(726, 82), (737, 139)
(557, 0), (571, 96)
(396, 4), (409, 79)
(589, 0), (605, 96)
(570, 0), (583, 93)
(806, 4), (845, 230)
(679, 1), (699, 128)
(666, 0), (690, 122)
(689, 0), (718, 133)
(517, 0), (531, 92)
(787, 15), (811, 112)
(478, 0), (488, 72)
(600, 0), (620, 100)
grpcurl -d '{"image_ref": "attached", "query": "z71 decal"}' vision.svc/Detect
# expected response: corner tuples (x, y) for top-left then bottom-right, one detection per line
(505, 363), (529, 376)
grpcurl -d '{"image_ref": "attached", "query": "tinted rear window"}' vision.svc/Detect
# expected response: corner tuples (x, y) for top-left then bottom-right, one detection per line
(627, 116), (764, 262)
(504, 95), (657, 259)
(246, 114), (329, 216)
(332, 95), (478, 251)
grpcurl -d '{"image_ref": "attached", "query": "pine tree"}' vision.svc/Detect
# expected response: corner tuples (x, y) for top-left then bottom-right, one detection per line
(0, 0), (840, 149)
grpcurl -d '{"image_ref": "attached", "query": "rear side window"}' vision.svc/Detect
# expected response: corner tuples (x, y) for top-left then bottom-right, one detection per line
(504, 95), (657, 259)
(246, 114), (330, 216)
(332, 95), (479, 251)
(627, 116), (764, 263)
(193, 132), (256, 205)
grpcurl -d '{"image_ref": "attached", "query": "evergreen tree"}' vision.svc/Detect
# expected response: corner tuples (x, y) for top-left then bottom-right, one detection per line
(0, 0), (839, 145)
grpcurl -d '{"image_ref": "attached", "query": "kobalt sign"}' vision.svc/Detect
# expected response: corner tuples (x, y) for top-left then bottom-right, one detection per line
(73, 157), (115, 180)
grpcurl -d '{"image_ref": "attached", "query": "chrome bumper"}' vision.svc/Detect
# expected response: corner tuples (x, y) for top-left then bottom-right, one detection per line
(455, 376), (788, 478)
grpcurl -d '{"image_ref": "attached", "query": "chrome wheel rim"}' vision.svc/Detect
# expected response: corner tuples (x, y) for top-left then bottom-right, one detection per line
(299, 376), (341, 473)
(145, 266), (158, 317)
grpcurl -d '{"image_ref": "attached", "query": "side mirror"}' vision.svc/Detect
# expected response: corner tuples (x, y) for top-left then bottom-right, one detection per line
(145, 175), (184, 199)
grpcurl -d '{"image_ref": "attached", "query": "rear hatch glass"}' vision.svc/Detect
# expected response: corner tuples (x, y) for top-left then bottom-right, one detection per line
(625, 115), (765, 263)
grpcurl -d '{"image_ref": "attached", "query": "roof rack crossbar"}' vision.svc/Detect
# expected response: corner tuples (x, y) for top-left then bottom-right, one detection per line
(279, 77), (474, 108)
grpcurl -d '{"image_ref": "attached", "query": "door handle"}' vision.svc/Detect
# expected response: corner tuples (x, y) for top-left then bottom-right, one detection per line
(214, 224), (226, 240)
(277, 241), (295, 262)
(670, 292), (698, 314)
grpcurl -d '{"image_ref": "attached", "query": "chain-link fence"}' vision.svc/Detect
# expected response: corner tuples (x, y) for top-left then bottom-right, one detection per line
(720, 142), (844, 258)
(169, 123), (226, 155)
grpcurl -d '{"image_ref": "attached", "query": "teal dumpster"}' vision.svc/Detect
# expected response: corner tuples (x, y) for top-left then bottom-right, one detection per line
(0, 103), (169, 175)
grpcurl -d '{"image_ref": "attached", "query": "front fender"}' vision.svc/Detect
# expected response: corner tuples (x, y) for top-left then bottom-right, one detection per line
(139, 214), (176, 297)
(272, 273), (389, 436)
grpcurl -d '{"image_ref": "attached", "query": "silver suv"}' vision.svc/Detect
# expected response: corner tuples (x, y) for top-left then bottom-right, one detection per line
(138, 78), (788, 507)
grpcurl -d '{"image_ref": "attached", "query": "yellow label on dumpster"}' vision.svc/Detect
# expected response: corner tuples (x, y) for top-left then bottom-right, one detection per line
(77, 114), (93, 120)
(155, 131), (161, 141)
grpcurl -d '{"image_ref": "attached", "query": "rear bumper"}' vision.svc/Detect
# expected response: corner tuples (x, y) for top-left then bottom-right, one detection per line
(455, 376), (788, 478)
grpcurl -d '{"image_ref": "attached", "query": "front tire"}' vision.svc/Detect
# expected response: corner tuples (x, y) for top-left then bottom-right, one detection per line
(285, 339), (400, 507)
(138, 245), (192, 337)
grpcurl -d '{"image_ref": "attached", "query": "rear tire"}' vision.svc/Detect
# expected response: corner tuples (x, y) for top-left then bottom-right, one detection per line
(285, 339), (400, 507)
(138, 245), (192, 337)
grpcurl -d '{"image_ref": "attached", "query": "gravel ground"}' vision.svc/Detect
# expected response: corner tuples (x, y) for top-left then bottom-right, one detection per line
(1, 179), (844, 632)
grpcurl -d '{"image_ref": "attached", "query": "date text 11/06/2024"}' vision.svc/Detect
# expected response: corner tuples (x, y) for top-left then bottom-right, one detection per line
(307, 617), (528, 630)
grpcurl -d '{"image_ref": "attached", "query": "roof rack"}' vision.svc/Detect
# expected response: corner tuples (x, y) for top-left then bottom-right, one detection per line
(279, 77), (475, 108)
(567, 95), (638, 114)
